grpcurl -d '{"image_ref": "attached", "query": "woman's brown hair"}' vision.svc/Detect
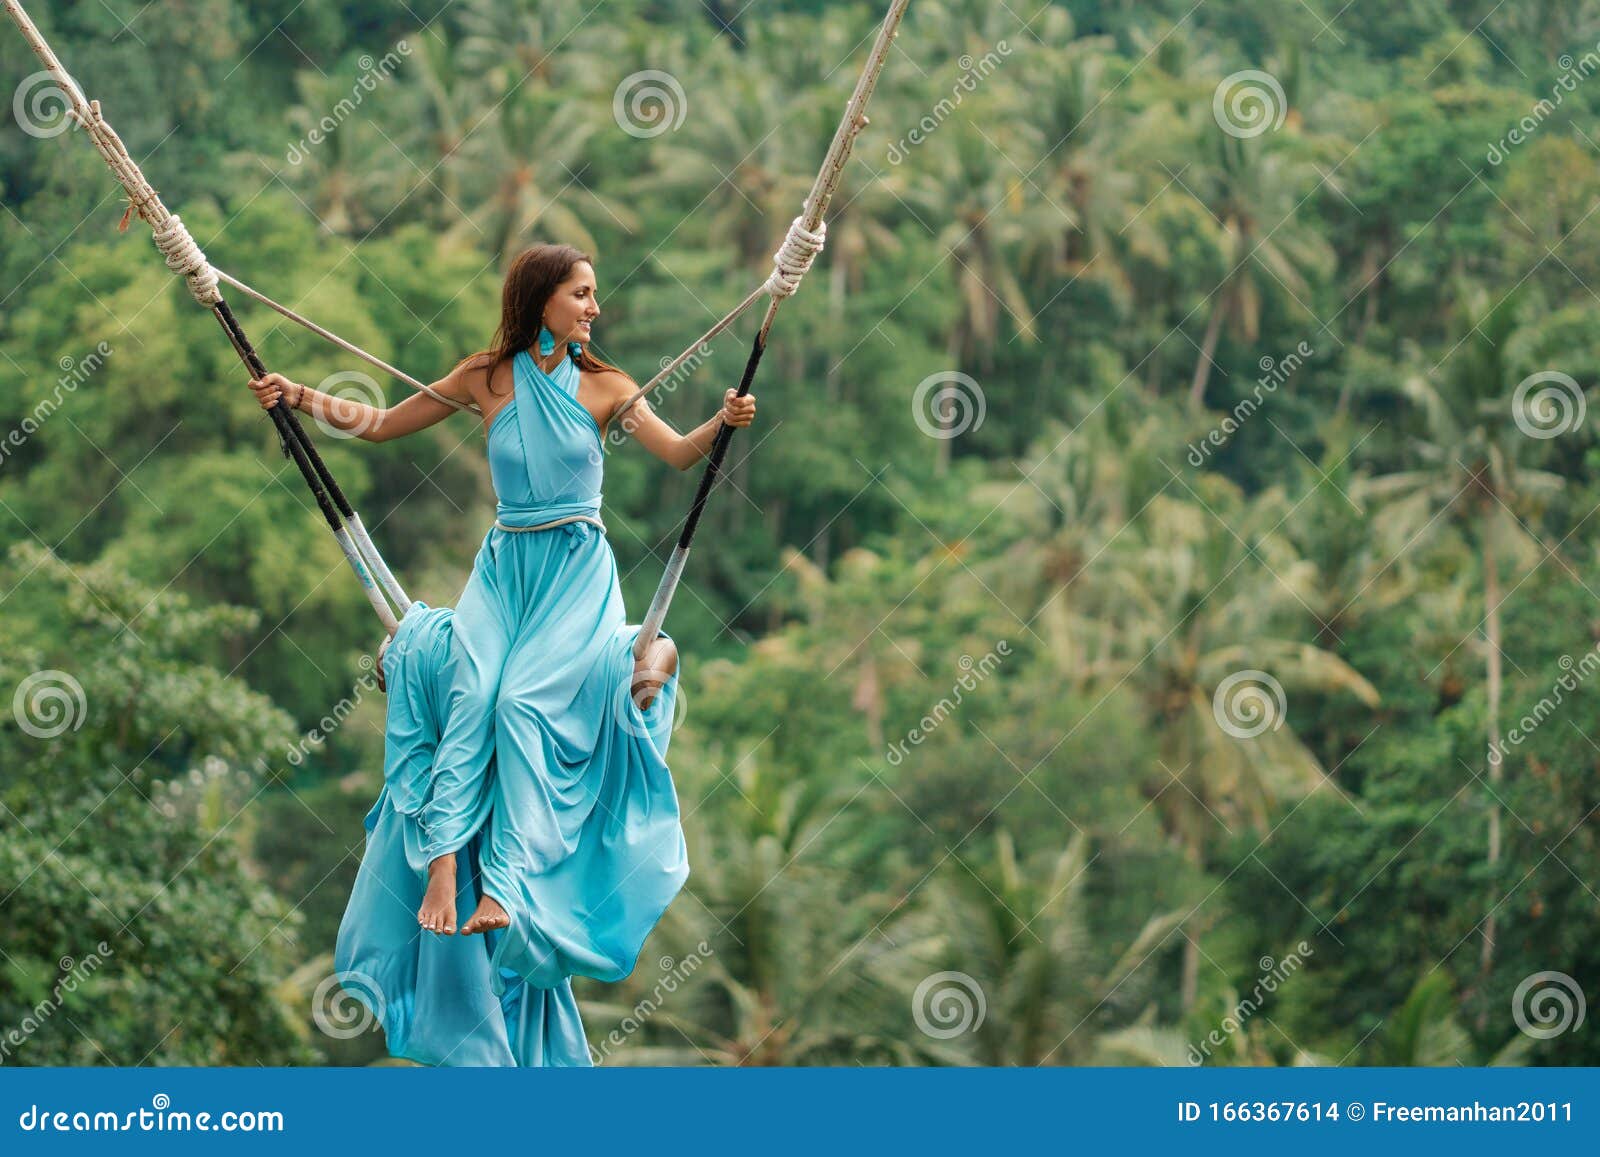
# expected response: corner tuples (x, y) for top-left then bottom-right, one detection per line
(452, 243), (633, 400)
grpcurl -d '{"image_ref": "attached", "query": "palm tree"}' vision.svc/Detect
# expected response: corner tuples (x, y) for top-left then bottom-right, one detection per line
(1184, 132), (1334, 407)
(895, 119), (1052, 473)
(580, 747), (916, 1064)
(278, 72), (414, 236)
(913, 111), (1048, 372)
(641, 57), (820, 269)
(1074, 483), (1379, 1009)
(1371, 973), (1531, 1065)
(1017, 28), (1151, 312)
(446, 86), (639, 261)
(401, 28), (481, 227)
(971, 389), (1201, 693)
(890, 829), (1185, 1065)
(1353, 289), (1565, 982)
(456, 0), (618, 92)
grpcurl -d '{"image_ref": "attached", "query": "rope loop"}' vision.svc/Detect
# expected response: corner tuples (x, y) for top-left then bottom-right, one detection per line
(151, 214), (221, 305)
(762, 216), (827, 298)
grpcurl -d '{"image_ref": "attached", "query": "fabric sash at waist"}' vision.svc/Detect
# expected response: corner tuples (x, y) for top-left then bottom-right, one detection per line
(492, 500), (606, 548)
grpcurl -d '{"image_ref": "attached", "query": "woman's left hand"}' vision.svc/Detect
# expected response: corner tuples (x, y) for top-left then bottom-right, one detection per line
(720, 389), (756, 428)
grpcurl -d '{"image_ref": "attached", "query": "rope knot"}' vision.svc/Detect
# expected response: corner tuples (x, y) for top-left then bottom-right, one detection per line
(150, 214), (221, 306)
(763, 216), (827, 299)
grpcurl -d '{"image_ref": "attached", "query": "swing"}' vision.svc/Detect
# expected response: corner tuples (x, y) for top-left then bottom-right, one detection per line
(3, 0), (911, 647)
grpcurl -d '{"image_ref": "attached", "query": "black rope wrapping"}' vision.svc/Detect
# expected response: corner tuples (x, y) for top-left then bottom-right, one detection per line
(675, 331), (767, 551)
(213, 299), (361, 522)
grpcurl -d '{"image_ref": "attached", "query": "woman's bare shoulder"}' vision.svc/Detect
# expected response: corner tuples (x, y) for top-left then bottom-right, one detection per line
(449, 351), (511, 402)
(587, 367), (640, 406)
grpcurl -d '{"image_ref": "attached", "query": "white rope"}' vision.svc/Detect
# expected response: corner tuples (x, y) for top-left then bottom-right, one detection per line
(762, 216), (827, 298)
(4, 1), (223, 307)
(611, 219), (829, 424)
(149, 213), (221, 305)
(213, 270), (481, 415)
(493, 514), (606, 534)
(4, 0), (481, 419)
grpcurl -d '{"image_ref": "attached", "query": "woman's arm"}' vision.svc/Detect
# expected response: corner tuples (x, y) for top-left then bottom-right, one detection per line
(603, 377), (758, 470)
(247, 369), (470, 443)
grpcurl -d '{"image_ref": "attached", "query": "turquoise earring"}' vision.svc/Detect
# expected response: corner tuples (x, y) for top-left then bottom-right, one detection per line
(537, 325), (556, 357)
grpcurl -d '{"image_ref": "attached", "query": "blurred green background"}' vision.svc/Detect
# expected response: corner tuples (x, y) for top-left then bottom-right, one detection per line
(1, 0), (1598, 1066)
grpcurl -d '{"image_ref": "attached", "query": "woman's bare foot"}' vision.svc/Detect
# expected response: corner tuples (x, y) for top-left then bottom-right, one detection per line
(417, 855), (457, 935)
(631, 636), (678, 711)
(460, 893), (510, 936)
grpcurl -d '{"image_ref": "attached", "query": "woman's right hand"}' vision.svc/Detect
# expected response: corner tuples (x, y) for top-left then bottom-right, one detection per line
(248, 372), (301, 411)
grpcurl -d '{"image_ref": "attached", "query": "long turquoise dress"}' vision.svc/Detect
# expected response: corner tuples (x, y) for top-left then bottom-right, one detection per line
(334, 347), (688, 1066)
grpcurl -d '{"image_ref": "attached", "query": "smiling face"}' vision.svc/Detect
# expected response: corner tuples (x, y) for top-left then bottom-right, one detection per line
(543, 260), (600, 350)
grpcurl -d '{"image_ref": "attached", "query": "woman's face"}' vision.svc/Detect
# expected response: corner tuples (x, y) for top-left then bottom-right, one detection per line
(545, 261), (600, 349)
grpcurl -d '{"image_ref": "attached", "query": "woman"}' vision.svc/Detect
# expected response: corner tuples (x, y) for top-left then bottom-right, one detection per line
(249, 244), (755, 1061)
